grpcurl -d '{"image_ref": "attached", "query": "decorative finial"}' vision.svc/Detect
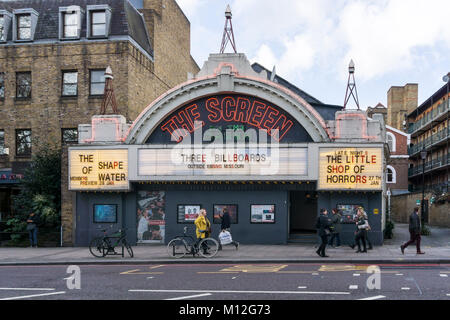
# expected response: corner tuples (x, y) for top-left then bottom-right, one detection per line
(220, 5), (237, 53)
(343, 59), (360, 110)
(100, 66), (119, 115)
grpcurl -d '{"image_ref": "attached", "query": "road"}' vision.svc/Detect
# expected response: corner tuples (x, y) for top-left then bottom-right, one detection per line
(0, 263), (449, 301)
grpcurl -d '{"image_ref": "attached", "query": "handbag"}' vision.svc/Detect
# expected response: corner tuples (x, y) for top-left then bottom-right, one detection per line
(219, 230), (233, 245)
(26, 223), (36, 231)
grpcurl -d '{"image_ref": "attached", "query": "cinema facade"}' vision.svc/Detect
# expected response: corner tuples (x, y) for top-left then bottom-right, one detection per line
(67, 54), (387, 246)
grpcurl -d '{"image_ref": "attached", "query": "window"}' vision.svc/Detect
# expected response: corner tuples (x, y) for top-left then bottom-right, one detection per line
(0, 16), (5, 41)
(13, 9), (38, 42)
(62, 128), (78, 144)
(90, 69), (105, 95)
(59, 6), (83, 40)
(63, 12), (78, 38)
(386, 165), (396, 184)
(386, 132), (396, 152)
(62, 71), (78, 96)
(177, 205), (201, 223)
(16, 129), (31, 156)
(0, 130), (4, 153)
(0, 72), (4, 99)
(213, 205), (238, 224)
(16, 72), (31, 98)
(86, 5), (111, 38)
(90, 11), (106, 37)
(17, 14), (31, 40)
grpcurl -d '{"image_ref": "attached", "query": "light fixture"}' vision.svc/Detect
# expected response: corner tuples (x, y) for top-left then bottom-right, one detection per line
(420, 149), (427, 160)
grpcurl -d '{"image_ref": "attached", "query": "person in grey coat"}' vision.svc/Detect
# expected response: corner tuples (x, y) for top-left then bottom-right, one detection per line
(401, 207), (425, 254)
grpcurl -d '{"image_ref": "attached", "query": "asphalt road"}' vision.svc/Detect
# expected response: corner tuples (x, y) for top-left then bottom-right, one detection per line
(0, 263), (449, 301)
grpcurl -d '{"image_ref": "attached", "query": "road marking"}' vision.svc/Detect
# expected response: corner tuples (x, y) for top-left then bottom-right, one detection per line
(0, 291), (66, 300)
(440, 274), (448, 277)
(446, 294), (450, 297)
(349, 285), (358, 290)
(353, 273), (360, 277)
(396, 273), (404, 276)
(0, 288), (55, 291)
(120, 269), (164, 275)
(297, 286), (307, 289)
(129, 289), (350, 295)
(319, 265), (367, 272)
(401, 287), (410, 290)
(165, 293), (212, 300)
(149, 265), (165, 269)
(358, 295), (386, 300)
(312, 272), (319, 276)
(219, 264), (288, 273)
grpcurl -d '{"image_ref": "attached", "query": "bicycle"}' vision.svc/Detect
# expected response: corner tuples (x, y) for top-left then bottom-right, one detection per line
(167, 226), (219, 258)
(89, 228), (134, 258)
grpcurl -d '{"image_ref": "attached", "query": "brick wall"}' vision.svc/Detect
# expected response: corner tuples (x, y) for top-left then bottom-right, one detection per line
(390, 191), (450, 227)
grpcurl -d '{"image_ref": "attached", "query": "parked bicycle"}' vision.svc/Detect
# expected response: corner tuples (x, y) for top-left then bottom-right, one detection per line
(89, 228), (134, 258)
(167, 226), (219, 258)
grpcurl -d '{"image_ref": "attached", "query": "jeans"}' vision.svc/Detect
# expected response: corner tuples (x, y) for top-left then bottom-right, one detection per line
(28, 228), (38, 247)
(328, 233), (341, 246)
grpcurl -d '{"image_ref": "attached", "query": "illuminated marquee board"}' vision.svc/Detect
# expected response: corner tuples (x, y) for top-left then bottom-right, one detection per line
(318, 147), (383, 190)
(138, 147), (307, 178)
(69, 149), (129, 190)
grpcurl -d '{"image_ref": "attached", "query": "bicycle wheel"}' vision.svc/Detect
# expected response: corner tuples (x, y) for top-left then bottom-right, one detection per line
(198, 238), (219, 258)
(167, 238), (188, 258)
(124, 241), (134, 258)
(89, 237), (107, 258)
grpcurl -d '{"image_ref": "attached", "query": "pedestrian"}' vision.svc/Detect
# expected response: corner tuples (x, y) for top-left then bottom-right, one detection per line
(400, 207), (425, 255)
(354, 208), (369, 253)
(328, 208), (342, 248)
(315, 208), (331, 257)
(26, 212), (39, 248)
(218, 207), (239, 250)
(194, 208), (211, 254)
(362, 210), (373, 250)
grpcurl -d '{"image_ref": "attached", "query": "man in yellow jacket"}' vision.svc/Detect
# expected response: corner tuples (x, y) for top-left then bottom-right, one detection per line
(195, 209), (211, 253)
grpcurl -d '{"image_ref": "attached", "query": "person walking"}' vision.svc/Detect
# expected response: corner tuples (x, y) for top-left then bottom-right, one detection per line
(328, 208), (342, 248)
(354, 208), (369, 253)
(26, 212), (39, 248)
(361, 209), (373, 250)
(401, 207), (425, 255)
(315, 208), (331, 257)
(194, 208), (211, 254)
(218, 208), (239, 250)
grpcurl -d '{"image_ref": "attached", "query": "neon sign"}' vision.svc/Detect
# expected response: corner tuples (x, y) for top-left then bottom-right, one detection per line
(149, 94), (309, 144)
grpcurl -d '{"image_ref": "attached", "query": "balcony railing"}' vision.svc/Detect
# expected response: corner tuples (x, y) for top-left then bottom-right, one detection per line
(408, 100), (450, 134)
(408, 152), (450, 177)
(408, 127), (450, 156)
(408, 182), (449, 193)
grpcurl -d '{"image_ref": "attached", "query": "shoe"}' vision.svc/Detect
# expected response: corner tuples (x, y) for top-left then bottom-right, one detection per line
(417, 251), (425, 254)
(361, 249), (367, 253)
(235, 243), (239, 250)
(316, 250), (321, 257)
(335, 245), (341, 248)
(321, 255), (329, 258)
(356, 250), (362, 253)
(368, 246), (373, 250)
(400, 245), (405, 255)
(349, 244), (355, 249)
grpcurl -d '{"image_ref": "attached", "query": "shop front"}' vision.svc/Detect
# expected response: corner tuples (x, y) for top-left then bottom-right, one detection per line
(68, 54), (386, 246)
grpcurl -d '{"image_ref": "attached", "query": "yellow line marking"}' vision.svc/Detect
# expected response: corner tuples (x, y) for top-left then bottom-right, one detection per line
(197, 272), (240, 274)
(120, 269), (164, 275)
(219, 264), (288, 273)
(120, 269), (141, 275)
(149, 265), (165, 270)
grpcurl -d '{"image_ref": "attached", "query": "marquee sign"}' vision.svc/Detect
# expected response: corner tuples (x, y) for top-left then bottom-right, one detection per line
(138, 147), (308, 178)
(146, 94), (313, 144)
(318, 147), (383, 190)
(69, 149), (129, 190)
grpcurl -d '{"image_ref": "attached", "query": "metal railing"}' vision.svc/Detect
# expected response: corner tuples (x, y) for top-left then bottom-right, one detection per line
(408, 127), (450, 156)
(408, 100), (450, 134)
(408, 153), (450, 177)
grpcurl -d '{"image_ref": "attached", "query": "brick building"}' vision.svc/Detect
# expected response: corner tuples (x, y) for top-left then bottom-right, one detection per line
(385, 125), (410, 195)
(0, 0), (199, 223)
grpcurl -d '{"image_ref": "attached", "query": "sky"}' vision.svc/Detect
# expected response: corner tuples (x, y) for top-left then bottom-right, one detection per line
(176, 0), (450, 110)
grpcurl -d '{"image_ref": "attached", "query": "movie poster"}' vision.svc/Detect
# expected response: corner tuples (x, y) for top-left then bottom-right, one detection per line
(137, 191), (165, 243)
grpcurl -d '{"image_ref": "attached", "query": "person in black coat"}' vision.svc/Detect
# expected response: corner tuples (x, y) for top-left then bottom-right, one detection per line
(218, 208), (239, 250)
(315, 208), (331, 257)
(401, 207), (425, 254)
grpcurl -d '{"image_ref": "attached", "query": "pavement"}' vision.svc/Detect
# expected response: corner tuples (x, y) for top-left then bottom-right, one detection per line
(0, 223), (449, 265)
